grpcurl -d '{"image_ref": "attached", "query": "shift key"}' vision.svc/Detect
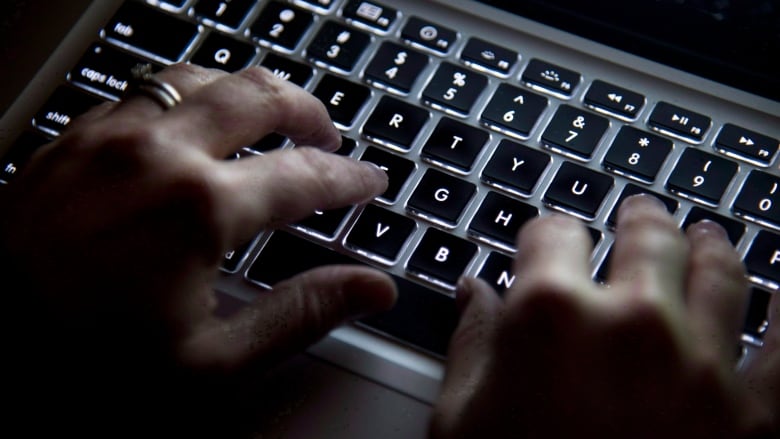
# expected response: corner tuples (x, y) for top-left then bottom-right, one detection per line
(102, 1), (199, 62)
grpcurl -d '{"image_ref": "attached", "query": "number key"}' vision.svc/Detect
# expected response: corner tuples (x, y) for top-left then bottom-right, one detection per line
(307, 21), (371, 72)
(602, 125), (673, 183)
(364, 42), (429, 94)
(733, 170), (780, 229)
(250, 2), (313, 51)
(541, 105), (609, 160)
(666, 149), (738, 206)
(422, 62), (487, 116)
(480, 83), (548, 139)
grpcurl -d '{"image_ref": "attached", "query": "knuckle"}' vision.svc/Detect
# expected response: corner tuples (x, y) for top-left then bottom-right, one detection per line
(609, 297), (680, 353)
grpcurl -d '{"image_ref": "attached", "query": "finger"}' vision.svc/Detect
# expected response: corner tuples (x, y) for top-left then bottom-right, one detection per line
(608, 194), (688, 308)
(217, 147), (388, 246)
(111, 63), (228, 118)
(685, 220), (749, 364)
(432, 277), (502, 439)
(180, 265), (397, 372)
(157, 66), (341, 158)
(68, 101), (119, 130)
(506, 214), (593, 305)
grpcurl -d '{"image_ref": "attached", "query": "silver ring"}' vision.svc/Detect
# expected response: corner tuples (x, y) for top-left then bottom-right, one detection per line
(130, 63), (182, 110)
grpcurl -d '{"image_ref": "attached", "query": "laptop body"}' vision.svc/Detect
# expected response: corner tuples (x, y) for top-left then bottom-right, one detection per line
(0, 0), (777, 436)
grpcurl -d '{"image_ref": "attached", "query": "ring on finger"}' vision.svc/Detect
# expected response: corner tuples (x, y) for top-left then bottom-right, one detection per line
(129, 63), (182, 111)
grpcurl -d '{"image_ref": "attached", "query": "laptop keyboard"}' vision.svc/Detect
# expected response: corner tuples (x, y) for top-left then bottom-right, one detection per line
(1, 0), (778, 357)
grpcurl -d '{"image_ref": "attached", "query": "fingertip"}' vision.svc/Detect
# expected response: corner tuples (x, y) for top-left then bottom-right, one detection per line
(686, 219), (729, 241)
(342, 270), (398, 318)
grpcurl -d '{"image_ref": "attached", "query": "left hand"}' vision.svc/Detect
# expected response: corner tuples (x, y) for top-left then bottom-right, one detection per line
(0, 63), (396, 435)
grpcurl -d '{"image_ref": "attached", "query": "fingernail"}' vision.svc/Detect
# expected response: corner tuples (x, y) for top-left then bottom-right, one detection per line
(344, 274), (398, 318)
(687, 219), (728, 240)
(622, 193), (667, 211)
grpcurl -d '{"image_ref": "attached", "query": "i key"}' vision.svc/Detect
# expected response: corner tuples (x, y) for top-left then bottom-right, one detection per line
(733, 170), (780, 229)
(666, 149), (738, 206)
(422, 62), (488, 117)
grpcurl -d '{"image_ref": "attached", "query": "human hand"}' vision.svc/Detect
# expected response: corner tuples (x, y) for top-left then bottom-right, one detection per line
(0, 63), (396, 433)
(431, 195), (779, 438)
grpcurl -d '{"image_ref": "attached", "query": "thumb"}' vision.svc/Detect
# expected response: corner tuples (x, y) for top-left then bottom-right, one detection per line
(181, 265), (397, 373)
(430, 276), (502, 439)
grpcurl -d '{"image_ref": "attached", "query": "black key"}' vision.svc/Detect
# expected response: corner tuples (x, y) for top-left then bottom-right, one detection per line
(190, 31), (257, 72)
(407, 227), (478, 286)
(480, 139), (550, 196)
(307, 21), (371, 72)
(364, 42), (429, 94)
(595, 246), (613, 283)
(733, 170), (780, 229)
(477, 251), (515, 294)
(407, 169), (476, 226)
(247, 231), (458, 356)
(294, 206), (353, 238)
(681, 206), (745, 246)
(468, 191), (539, 249)
(359, 147), (416, 202)
(345, 204), (417, 262)
(543, 161), (614, 219)
(245, 134), (286, 154)
(521, 58), (581, 98)
(295, 0), (338, 13)
(103, 1), (199, 62)
(583, 80), (645, 120)
(342, 0), (399, 33)
(69, 43), (155, 99)
(744, 288), (772, 339)
(32, 86), (104, 136)
(0, 131), (51, 184)
(602, 125), (673, 183)
(220, 239), (254, 273)
(541, 105), (610, 160)
(363, 96), (430, 151)
(359, 275), (458, 357)
(648, 101), (711, 143)
(460, 37), (518, 77)
(259, 52), (313, 87)
(588, 227), (603, 248)
(401, 16), (457, 55)
(250, 2), (313, 51)
(606, 183), (679, 229)
(421, 117), (489, 172)
(480, 84), (548, 139)
(715, 123), (779, 166)
(194, 0), (256, 29)
(335, 136), (357, 156)
(312, 74), (371, 127)
(422, 62), (488, 116)
(744, 230), (780, 289)
(666, 149), (738, 206)
(159, 0), (188, 8)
